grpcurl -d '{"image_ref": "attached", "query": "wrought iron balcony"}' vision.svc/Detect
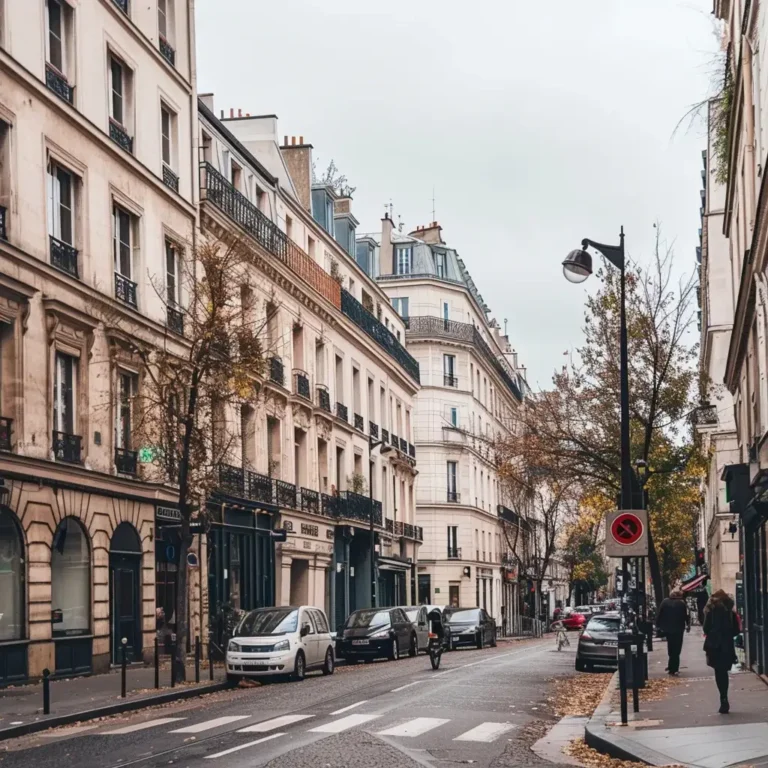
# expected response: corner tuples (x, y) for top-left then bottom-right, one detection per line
(394, 521), (404, 536)
(50, 236), (79, 278)
(115, 272), (138, 308)
(339, 491), (383, 526)
(275, 479), (297, 509)
(218, 463), (278, 507)
(45, 63), (73, 104)
(385, 518), (394, 533)
(0, 417), (12, 451)
(115, 447), (138, 475)
(354, 413), (365, 432)
(53, 431), (81, 464)
(0, 205), (6, 240)
(369, 421), (379, 439)
(300, 487), (320, 515)
(403, 523), (415, 539)
(447, 546), (462, 559)
(391, 432), (399, 447)
(269, 356), (284, 386)
(293, 369), (310, 400)
(408, 443), (415, 458)
(444, 374), (458, 388)
(692, 402), (718, 428)
(162, 164), (179, 192)
(447, 490), (460, 503)
(336, 402), (348, 422)
(159, 35), (175, 66)
(112, 0), (129, 13)
(399, 437), (408, 453)
(167, 305), (184, 335)
(382, 428), (389, 444)
(109, 119), (133, 154)
(316, 385), (331, 413)
(414, 525), (423, 542)
(340, 289), (419, 383)
(321, 493), (341, 518)
(199, 162), (340, 309)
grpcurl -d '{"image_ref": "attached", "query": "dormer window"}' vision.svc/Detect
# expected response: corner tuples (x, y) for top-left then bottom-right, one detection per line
(395, 245), (412, 276)
(435, 251), (446, 278)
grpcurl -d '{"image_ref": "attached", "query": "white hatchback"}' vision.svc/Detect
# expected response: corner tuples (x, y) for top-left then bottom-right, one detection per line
(226, 605), (335, 683)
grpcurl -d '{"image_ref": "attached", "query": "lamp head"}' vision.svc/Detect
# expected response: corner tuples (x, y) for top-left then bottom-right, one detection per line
(562, 248), (592, 284)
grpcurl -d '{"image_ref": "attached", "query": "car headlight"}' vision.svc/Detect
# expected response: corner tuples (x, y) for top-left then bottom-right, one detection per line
(228, 640), (240, 652)
(272, 639), (290, 652)
(370, 629), (391, 639)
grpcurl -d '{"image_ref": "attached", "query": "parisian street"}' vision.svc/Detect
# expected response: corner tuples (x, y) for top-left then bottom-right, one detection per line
(0, 639), (573, 768)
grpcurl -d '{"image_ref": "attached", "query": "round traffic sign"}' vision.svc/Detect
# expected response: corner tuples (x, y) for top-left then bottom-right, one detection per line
(610, 512), (644, 546)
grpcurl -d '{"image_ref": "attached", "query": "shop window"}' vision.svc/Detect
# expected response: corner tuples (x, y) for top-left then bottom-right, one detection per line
(0, 508), (23, 641)
(51, 517), (90, 636)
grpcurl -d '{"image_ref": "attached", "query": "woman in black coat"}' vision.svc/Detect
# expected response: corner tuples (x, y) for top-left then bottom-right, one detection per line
(702, 590), (740, 714)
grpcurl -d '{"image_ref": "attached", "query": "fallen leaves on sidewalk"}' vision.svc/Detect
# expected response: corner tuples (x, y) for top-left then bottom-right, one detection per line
(549, 673), (614, 716)
(565, 738), (686, 768)
(639, 675), (681, 701)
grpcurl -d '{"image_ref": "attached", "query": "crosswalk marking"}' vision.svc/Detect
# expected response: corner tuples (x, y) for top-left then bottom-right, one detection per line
(237, 714), (314, 733)
(204, 733), (284, 759)
(330, 700), (368, 715)
(377, 717), (450, 737)
(42, 725), (98, 737)
(170, 716), (250, 733)
(454, 722), (515, 742)
(103, 717), (186, 735)
(309, 713), (379, 733)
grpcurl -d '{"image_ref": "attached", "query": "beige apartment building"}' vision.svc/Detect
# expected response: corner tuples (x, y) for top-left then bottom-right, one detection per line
(0, 0), (198, 683)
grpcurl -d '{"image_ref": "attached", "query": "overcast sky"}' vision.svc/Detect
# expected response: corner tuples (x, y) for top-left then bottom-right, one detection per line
(196, 0), (718, 387)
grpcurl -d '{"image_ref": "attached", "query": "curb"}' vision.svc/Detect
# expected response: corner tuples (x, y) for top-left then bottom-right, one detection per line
(583, 671), (676, 766)
(0, 681), (231, 742)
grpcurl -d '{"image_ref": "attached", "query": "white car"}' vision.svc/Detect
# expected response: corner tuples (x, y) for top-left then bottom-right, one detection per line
(226, 605), (335, 682)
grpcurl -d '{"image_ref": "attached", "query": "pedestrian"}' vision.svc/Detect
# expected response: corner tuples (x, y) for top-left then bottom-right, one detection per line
(702, 589), (740, 714)
(656, 589), (690, 675)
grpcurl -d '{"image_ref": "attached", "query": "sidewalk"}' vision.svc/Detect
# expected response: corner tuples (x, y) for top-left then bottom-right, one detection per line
(0, 662), (228, 741)
(586, 628), (768, 767)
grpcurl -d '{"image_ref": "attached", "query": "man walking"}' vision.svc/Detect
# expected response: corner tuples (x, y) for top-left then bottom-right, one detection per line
(656, 589), (690, 675)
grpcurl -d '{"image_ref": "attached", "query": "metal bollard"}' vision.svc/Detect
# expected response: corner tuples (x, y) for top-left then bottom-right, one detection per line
(121, 638), (128, 698)
(171, 643), (176, 688)
(209, 638), (214, 681)
(154, 637), (160, 689)
(195, 636), (200, 683)
(618, 648), (628, 725)
(42, 668), (51, 715)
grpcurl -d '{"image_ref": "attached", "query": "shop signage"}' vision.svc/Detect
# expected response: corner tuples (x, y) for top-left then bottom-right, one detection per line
(301, 524), (319, 537)
(139, 447), (157, 463)
(157, 506), (181, 522)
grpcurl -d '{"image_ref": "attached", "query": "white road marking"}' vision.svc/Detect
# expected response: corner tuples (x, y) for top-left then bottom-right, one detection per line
(102, 718), (186, 735)
(204, 733), (284, 759)
(42, 725), (98, 737)
(377, 717), (450, 737)
(169, 716), (250, 733)
(391, 681), (422, 692)
(309, 713), (379, 733)
(237, 714), (314, 732)
(330, 701), (368, 715)
(454, 722), (516, 742)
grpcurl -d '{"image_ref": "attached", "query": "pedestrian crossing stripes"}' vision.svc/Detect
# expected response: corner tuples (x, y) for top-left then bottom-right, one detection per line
(309, 713), (380, 733)
(204, 733), (284, 759)
(170, 716), (250, 733)
(454, 722), (516, 742)
(237, 714), (314, 732)
(102, 717), (186, 735)
(377, 717), (450, 737)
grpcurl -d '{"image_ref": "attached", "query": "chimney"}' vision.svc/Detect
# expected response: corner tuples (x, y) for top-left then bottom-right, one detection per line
(408, 221), (443, 245)
(280, 137), (313, 213)
(229, 108), (234, 118)
(380, 213), (394, 275)
(238, 108), (242, 117)
(199, 92), (214, 112)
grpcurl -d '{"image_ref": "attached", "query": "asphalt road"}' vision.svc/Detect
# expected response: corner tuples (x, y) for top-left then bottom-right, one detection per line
(0, 638), (578, 768)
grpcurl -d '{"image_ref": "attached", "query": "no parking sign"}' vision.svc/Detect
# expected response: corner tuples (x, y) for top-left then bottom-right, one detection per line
(605, 510), (649, 557)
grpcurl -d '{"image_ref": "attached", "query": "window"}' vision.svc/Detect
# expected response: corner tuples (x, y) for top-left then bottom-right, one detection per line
(158, 0), (173, 40)
(443, 354), (457, 387)
(110, 57), (125, 125)
(113, 205), (132, 278)
(161, 104), (174, 168)
(47, 161), (74, 246)
(395, 245), (412, 275)
(165, 239), (180, 305)
(435, 250), (446, 278)
(0, 509), (23, 641)
(286, 214), (293, 240)
(447, 460), (458, 501)
(447, 526), (458, 558)
(450, 407), (458, 427)
(391, 297), (409, 319)
(51, 518), (90, 637)
(53, 351), (76, 435)
(46, 0), (72, 77)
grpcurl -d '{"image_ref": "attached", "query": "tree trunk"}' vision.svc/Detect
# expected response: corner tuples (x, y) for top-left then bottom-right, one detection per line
(647, 526), (664, 606)
(173, 518), (193, 683)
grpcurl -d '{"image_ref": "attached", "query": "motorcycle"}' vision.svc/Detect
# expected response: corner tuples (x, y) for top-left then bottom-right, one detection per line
(427, 608), (447, 670)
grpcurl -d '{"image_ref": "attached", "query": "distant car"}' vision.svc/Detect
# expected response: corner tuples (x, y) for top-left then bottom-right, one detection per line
(575, 612), (621, 671)
(561, 609), (587, 631)
(226, 605), (334, 683)
(444, 607), (497, 649)
(338, 607), (416, 662)
(399, 606), (430, 653)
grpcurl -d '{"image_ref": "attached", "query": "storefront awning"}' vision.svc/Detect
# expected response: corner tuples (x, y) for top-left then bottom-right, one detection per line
(681, 573), (708, 593)
(378, 556), (411, 572)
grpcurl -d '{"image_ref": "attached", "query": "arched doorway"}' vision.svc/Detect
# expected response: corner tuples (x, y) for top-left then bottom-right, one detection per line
(51, 517), (92, 675)
(0, 507), (27, 685)
(110, 522), (142, 663)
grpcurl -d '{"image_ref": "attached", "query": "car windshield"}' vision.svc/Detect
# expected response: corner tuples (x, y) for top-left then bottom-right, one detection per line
(238, 608), (298, 636)
(447, 609), (480, 623)
(345, 610), (391, 629)
(405, 609), (418, 623)
(586, 617), (620, 633)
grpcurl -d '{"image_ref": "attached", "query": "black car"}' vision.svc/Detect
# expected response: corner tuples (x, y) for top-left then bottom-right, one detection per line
(575, 612), (620, 671)
(445, 607), (497, 649)
(338, 607), (416, 662)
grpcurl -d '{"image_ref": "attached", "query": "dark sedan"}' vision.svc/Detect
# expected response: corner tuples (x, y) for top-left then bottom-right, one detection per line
(575, 612), (620, 670)
(337, 607), (416, 662)
(444, 607), (497, 649)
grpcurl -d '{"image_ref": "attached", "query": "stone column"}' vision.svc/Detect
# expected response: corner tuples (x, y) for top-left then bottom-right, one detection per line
(279, 555), (292, 606)
(21, 293), (49, 460)
(87, 324), (111, 474)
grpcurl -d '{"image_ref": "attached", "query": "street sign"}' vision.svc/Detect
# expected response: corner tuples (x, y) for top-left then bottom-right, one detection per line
(605, 510), (649, 557)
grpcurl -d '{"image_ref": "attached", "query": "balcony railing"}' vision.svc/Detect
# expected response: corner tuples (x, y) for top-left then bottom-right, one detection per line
(354, 413), (365, 432)
(447, 490), (460, 503)
(403, 523), (415, 539)
(391, 432), (399, 448)
(112, 0), (128, 13)
(200, 162), (341, 309)
(300, 487), (320, 516)
(444, 374), (458, 388)
(50, 236), (79, 278)
(167, 305), (184, 335)
(162, 164), (179, 192)
(317, 385), (331, 413)
(394, 521), (404, 536)
(340, 289), (420, 383)
(268, 356), (284, 386)
(369, 421), (379, 439)
(109, 119), (133, 153)
(115, 272), (138, 308)
(407, 316), (522, 402)
(275, 479), (297, 509)
(385, 518), (394, 534)
(0, 205), (6, 240)
(382, 428), (389, 444)
(448, 546), (462, 559)
(408, 443), (416, 458)
(293, 369), (310, 399)
(399, 437), (408, 453)
(0, 417), (12, 451)
(415, 525), (423, 542)
(115, 447), (138, 475)
(336, 402), (348, 422)
(339, 491), (383, 526)
(45, 63), (73, 104)
(159, 35), (175, 66)
(53, 431), (81, 464)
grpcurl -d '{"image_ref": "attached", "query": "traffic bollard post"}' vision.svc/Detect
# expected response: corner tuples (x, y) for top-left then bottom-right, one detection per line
(195, 635), (200, 683)
(121, 638), (127, 698)
(209, 637), (214, 681)
(42, 668), (51, 715)
(171, 643), (176, 688)
(154, 637), (159, 689)
(617, 648), (628, 725)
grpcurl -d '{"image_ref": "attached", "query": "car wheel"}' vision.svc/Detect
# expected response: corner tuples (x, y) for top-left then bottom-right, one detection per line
(322, 647), (334, 676)
(226, 673), (240, 685)
(476, 631), (484, 650)
(409, 634), (417, 657)
(389, 639), (399, 661)
(293, 651), (306, 681)
(575, 658), (586, 672)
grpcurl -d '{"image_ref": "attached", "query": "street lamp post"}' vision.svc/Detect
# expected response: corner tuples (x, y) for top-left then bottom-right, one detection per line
(368, 433), (390, 609)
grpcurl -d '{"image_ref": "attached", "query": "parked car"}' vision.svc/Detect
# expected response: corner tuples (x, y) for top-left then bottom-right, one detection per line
(338, 607), (416, 662)
(444, 607), (497, 649)
(575, 612), (621, 671)
(226, 605), (334, 683)
(400, 605), (430, 653)
(561, 609), (588, 631)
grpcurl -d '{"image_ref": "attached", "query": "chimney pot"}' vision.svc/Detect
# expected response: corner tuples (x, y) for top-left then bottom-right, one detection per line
(229, 108), (234, 118)
(238, 108), (242, 117)
(292, 136), (296, 146)
(246, 112), (250, 117)
(284, 135), (288, 145)
(220, 110), (224, 118)
(299, 135), (304, 144)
